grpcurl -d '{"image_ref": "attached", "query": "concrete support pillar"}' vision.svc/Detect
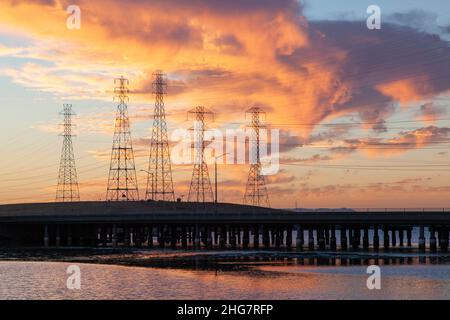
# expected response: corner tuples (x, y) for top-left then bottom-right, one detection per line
(383, 225), (390, 249)
(236, 227), (242, 247)
(230, 227), (237, 249)
(163, 225), (169, 246)
(56, 225), (61, 247)
(437, 228), (442, 249)
(325, 227), (330, 246)
(147, 226), (153, 248)
(101, 227), (107, 247)
(44, 224), (49, 247)
(444, 228), (449, 251)
(318, 228), (325, 250)
(352, 227), (360, 250)
(407, 228), (412, 247)
(419, 225), (425, 251)
(330, 226), (337, 250)
(363, 227), (369, 250)
(105, 227), (110, 244)
(253, 226), (260, 249)
(373, 225), (380, 250)
(340, 226), (347, 250)
(439, 228), (448, 251)
(181, 226), (187, 249)
(206, 226), (213, 249)
(348, 227), (353, 246)
(443, 227), (449, 250)
(263, 226), (270, 249)
(187, 227), (192, 244)
(214, 227), (219, 246)
(170, 226), (177, 249)
(112, 224), (118, 248)
(168, 225), (177, 250)
(273, 227), (280, 248)
(138, 227), (144, 247)
(129, 227), (134, 247)
(429, 227), (437, 251)
(296, 225), (304, 251)
(399, 229), (404, 247)
(158, 226), (165, 248)
(280, 228), (285, 247)
(286, 226), (293, 249)
(219, 226), (226, 249)
(199, 227), (205, 246)
(308, 228), (314, 250)
(392, 228), (397, 247)
(243, 227), (250, 250)
(194, 224), (201, 249)
(274, 227), (280, 249)
(124, 227), (131, 247)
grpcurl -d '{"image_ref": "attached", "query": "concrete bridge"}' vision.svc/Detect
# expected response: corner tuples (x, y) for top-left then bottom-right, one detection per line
(0, 201), (449, 251)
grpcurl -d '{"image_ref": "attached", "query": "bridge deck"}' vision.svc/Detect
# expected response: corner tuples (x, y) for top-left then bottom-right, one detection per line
(0, 201), (448, 225)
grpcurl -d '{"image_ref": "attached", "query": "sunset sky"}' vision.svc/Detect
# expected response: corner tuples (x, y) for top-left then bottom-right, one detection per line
(0, 0), (449, 208)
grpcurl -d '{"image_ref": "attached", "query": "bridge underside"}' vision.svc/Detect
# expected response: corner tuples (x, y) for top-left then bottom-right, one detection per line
(0, 201), (449, 251)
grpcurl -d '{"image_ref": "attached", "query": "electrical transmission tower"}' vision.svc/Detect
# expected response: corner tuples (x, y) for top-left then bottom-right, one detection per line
(188, 106), (214, 203)
(243, 107), (270, 207)
(56, 104), (80, 202)
(145, 71), (175, 201)
(106, 76), (139, 201)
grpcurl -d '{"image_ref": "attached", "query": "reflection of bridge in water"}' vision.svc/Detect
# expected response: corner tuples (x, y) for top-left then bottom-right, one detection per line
(0, 201), (449, 251)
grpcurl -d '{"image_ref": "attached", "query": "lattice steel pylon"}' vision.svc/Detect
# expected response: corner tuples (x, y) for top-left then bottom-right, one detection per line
(188, 106), (214, 203)
(145, 71), (175, 201)
(106, 76), (139, 201)
(56, 104), (80, 202)
(243, 107), (270, 207)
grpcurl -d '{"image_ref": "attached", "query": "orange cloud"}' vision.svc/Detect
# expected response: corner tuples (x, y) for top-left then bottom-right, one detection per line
(329, 126), (450, 157)
(376, 78), (431, 106)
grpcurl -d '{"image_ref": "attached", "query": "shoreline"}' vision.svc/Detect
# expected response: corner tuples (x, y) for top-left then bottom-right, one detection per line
(0, 247), (449, 272)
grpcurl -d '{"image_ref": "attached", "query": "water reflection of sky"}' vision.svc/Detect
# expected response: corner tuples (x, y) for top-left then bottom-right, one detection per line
(0, 261), (449, 300)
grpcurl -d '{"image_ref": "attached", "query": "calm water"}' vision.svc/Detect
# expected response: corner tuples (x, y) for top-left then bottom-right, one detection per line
(0, 249), (449, 300)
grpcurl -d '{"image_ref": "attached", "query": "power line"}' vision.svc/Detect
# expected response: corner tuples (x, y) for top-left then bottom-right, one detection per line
(283, 163), (450, 172)
(214, 117), (450, 128)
